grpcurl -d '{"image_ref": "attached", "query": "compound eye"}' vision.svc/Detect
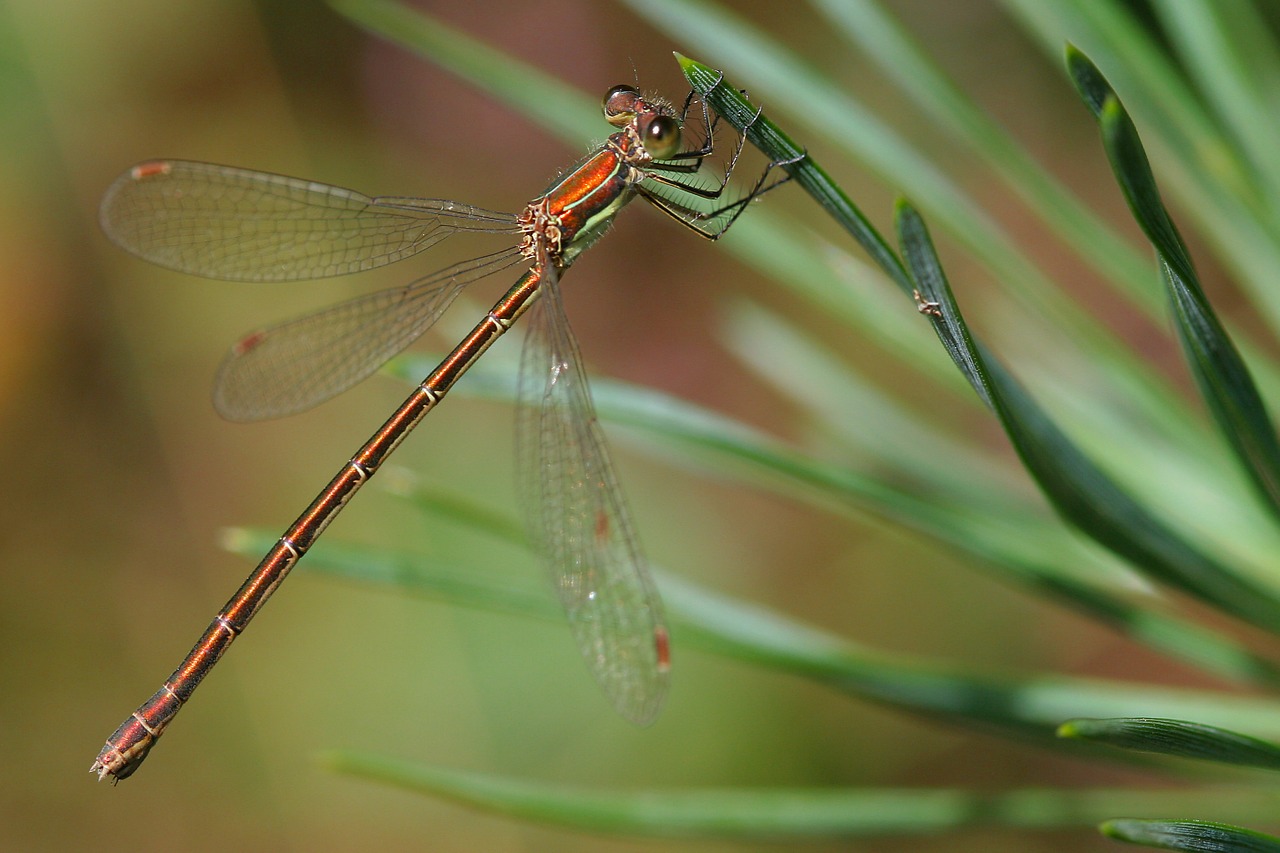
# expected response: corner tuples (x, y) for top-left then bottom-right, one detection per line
(603, 84), (641, 125)
(643, 115), (681, 159)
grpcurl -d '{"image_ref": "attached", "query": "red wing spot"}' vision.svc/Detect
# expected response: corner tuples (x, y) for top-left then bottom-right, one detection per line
(594, 509), (610, 546)
(131, 161), (173, 180)
(233, 331), (266, 355)
(654, 625), (671, 672)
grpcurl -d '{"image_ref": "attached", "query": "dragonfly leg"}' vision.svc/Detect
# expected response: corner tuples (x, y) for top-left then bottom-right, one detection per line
(639, 140), (804, 241)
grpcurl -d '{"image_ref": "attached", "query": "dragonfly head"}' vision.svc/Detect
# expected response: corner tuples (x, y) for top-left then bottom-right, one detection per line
(602, 84), (681, 161)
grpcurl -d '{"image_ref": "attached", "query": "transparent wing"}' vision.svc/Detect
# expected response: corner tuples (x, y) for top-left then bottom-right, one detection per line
(100, 160), (521, 282)
(215, 247), (527, 421)
(515, 269), (669, 725)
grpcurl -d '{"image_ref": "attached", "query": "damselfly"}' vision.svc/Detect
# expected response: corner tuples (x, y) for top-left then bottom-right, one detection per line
(92, 80), (783, 782)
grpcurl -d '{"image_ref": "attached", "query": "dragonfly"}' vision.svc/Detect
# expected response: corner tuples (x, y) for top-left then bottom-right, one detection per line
(92, 80), (786, 782)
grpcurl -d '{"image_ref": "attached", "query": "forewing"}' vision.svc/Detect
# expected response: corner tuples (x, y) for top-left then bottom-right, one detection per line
(515, 272), (669, 725)
(215, 248), (527, 420)
(100, 160), (520, 282)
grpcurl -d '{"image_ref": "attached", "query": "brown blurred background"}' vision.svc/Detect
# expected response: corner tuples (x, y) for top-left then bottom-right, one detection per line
(0, 1), (1174, 850)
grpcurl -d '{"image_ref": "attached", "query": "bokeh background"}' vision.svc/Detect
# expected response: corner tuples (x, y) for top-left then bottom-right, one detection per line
(0, 1), (1212, 850)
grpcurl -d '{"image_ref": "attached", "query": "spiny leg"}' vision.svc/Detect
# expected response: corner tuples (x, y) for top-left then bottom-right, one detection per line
(645, 95), (778, 201)
(639, 143), (805, 241)
(663, 72), (726, 167)
(662, 72), (761, 177)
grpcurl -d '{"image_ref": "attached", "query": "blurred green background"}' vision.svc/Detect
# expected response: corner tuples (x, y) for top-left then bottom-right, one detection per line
(0, 1), (1189, 850)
